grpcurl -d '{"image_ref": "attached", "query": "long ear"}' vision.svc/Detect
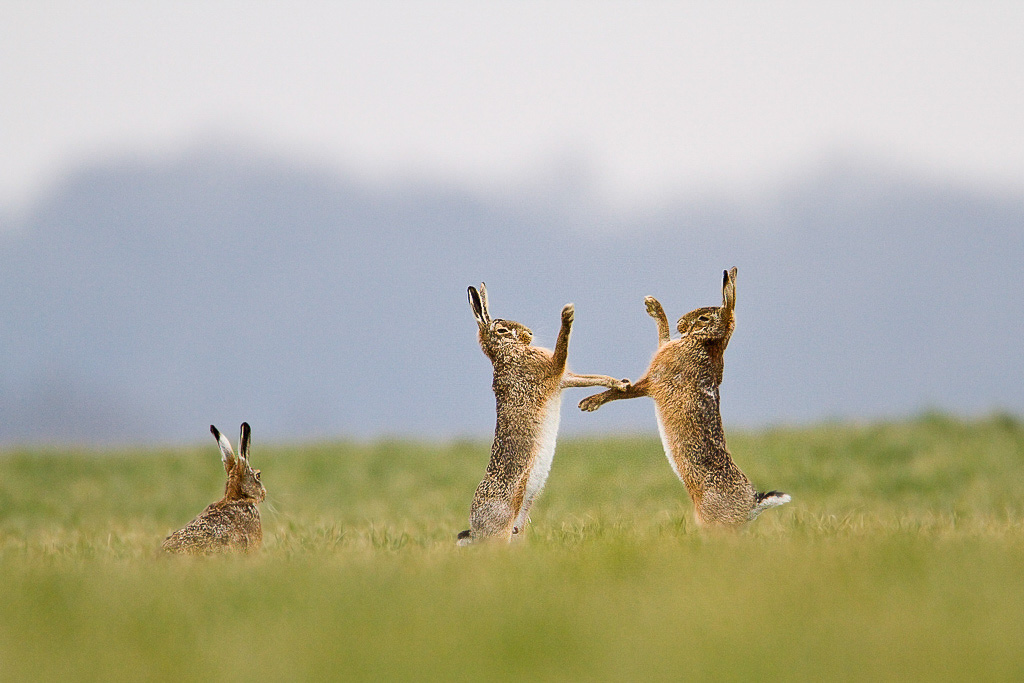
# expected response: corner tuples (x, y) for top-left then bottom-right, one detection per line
(478, 282), (490, 322)
(211, 424), (236, 475)
(722, 267), (737, 312)
(468, 285), (490, 326)
(239, 422), (251, 464)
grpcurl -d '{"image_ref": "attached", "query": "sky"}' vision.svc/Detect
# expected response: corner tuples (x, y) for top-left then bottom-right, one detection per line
(2, 2), (1023, 214)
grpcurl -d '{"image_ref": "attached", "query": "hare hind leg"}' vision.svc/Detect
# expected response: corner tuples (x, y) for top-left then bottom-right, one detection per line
(461, 491), (518, 545)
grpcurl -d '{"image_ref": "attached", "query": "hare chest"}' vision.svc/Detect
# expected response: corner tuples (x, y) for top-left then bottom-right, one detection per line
(522, 392), (563, 506)
(653, 407), (685, 482)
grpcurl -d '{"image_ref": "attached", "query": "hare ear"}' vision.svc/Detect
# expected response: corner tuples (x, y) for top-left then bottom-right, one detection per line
(722, 267), (737, 311)
(478, 282), (490, 322)
(239, 422), (251, 464)
(468, 286), (489, 326)
(211, 425), (235, 475)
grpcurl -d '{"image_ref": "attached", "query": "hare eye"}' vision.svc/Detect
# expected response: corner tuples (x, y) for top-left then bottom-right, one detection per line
(254, 470), (261, 480)
(697, 315), (711, 323)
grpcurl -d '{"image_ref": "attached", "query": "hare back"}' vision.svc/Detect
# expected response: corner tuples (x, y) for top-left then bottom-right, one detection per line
(162, 500), (262, 554)
(652, 401), (754, 503)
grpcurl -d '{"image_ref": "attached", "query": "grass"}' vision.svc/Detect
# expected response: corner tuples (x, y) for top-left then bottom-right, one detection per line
(1, 414), (1024, 680)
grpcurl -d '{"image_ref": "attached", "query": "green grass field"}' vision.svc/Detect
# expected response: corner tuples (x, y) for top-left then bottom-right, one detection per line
(2, 414), (1023, 681)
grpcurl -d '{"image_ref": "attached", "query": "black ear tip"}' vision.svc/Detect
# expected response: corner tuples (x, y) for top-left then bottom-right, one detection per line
(210, 425), (218, 436)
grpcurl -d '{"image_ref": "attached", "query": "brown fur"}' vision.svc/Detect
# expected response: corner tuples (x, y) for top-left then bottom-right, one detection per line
(162, 423), (266, 554)
(579, 268), (788, 528)
(458, 283), (628, 545)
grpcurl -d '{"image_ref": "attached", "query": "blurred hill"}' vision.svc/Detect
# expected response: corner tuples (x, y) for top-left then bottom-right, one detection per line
(1, 146), (1022, 444)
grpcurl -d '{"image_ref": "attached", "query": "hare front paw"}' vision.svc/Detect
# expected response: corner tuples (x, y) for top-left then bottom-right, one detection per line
(579, 395), (604, 412)
(644, 296), (664, 318)
(561, 303), (575, 326)
(616, 378), (632, 390)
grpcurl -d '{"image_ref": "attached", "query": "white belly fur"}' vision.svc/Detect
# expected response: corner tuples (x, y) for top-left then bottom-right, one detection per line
(654, 408), (684, 482)
(516, 393), (562, 526)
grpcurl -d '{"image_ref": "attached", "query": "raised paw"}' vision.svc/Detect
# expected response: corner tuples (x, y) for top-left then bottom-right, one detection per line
(579, 395), (604, 412)
(616, 378), (632, 390)
(561, 303), (575, 326)
(644, 296), (664, 318)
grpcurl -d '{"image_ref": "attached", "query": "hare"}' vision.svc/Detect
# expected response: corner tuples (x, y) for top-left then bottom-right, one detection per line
(579, 268), (789, 528)
(162, 423), (266, 554)
(457, 283), (629, 545)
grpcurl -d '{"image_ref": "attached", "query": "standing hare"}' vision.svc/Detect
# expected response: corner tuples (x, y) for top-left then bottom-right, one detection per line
(458, 283), (628, 545)
(579, 268), (789, 528)
(162, 423), (266, 554)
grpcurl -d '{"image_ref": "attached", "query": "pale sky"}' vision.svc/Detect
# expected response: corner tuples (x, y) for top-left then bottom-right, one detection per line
(2, 2), (1023, 211)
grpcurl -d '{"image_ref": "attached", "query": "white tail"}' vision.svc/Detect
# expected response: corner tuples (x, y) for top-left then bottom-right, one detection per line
(749, 491), (792, 520)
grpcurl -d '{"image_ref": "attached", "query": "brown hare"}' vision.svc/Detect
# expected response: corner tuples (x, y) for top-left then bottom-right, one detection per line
(458, 283), (628, 545)
(162, 423), (266, 554)
(579, 268), (789, 528)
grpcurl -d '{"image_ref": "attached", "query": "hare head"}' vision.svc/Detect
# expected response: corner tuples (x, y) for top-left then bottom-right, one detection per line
(468, 283), (534, 354)
(212, 422), (266, 504)
(676, 268), (737, 341)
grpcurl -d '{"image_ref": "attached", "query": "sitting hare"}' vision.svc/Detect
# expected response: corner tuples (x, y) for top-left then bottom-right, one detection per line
(458, 283), (628, 545)
(162, 423), (266, 554)
(579, 268), (789, 528)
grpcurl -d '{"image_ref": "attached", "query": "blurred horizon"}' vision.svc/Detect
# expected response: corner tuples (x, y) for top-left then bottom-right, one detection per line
(1, 3), (1022, 444)
(2, 142), (1022, 445)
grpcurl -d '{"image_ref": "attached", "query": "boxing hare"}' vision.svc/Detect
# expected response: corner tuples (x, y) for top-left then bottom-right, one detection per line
(162, 423), (266, 554)
(458, 283), (628, 545)
(579, 268), (789, 528)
